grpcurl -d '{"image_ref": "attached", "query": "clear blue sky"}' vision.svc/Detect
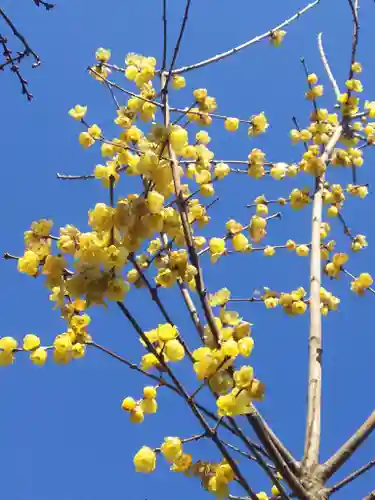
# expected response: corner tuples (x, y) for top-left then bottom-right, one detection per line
(1, 0), (374, 499)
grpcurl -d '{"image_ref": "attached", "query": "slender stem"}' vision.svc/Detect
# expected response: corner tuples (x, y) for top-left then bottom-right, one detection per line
(326, 459), (375, 494)
(161, 0), (168, 73)
(171, 0), (320, 74)
(160, 72), (221, 346)
(320, 410), (375, 481)
(162, 0), (192, 91)
(303, 126), (343, 473)
(0, 8), (40, 65)
(317, 33), (340, 99)
(116, 301), (258, 499)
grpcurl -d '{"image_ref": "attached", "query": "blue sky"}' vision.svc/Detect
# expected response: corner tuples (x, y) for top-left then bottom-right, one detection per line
(1, 0), (375, 499)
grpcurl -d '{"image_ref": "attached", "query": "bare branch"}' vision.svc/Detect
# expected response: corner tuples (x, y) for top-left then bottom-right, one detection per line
(317, 33), (340, 99)
(171, 0), (320, 74)
(320, 410), (375, 481)
(327, 459), (375, 495)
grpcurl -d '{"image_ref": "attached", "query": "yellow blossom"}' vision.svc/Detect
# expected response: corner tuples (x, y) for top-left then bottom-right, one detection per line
(68, 104), (87, 120)
(133, 446), (156, 473)
(23, 334), (40, 351)
(30, 347), (47, 366)
(224, 117), (239, 132)
(95, 47), (111, 62)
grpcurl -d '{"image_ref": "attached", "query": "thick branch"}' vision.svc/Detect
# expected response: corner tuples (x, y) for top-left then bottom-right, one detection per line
(320, 410), (375, 481)
(303, 126), (343, 473)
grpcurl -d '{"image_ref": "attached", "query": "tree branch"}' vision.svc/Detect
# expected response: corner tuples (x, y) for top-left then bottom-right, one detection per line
(171, 0), (320, 74)
(302, 126), (343, 473)
(317, 32), (340, 100)
(326, 459), (375, 495)
(320, 410), (375, 481)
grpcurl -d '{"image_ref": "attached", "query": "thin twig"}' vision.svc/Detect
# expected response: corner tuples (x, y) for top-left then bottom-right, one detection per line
(162, 0), (192, 91)
(171, 0), (320, 74)
(326, 459), (375, 494)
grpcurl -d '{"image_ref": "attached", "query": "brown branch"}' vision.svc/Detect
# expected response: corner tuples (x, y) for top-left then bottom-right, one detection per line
(161, 0), (168, 73)
(303, 126), (343, 473)
(171, 0), (320, 74)
(246, 414), (307, 499)
(160, 72), (221, 347)
(161, 0), (192, 91)
(326, 459), (375, 495)
(364, 490), (375, 500)
(116, 301), (258, 500)
(320, 410), (375, 481)
(229, 418), (291, 500)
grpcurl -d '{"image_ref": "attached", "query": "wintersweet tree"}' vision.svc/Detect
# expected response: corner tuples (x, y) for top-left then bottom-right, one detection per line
(2, 0), (375, 499)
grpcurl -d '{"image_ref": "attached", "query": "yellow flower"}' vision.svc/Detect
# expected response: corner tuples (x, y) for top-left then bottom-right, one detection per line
(79, 132), (95, 149)
(23, 334), (40, 351)
(18, 250), (39, 276)
(170, 453), (192, 472)
(0, 336), (18, 351)
(172, 75), (186, 89)
(271, 485), (280, 496)
(224, 117), (239, 132)
(143, 386), (157, 399)
(232, 233), (250, 252)
(214, 162), (230, 179)
(130, 406), (145, 424)
(196, 130), (210, 144)
(0, 351), (14, 366)
(256, 493), (269, 500)
(133, 446), (156, 473)
(140, 398), (158, 414)
(346, 78), (363, 92)
(147, 191), (164, 214)
(169, 125), (188, 153)
(307, 73), (318, 85)
(238, 337), (254, 357)
(165, 339), (185, 362)
(351, 62), (362, 73)
(122, 397), (137, 411)
(209, 238), (226, 263)
(30, 347), (47, 366)
(234, 365), (254, 388)
(95, 47), (111, 63)
(87, 124), (102, 138)
(270, 30), (286, 47)
(161, 437), (183, 462)
(72, 343), (86, 359)
(209, 288), (231, 307)
(296, 245), (309, 256)
(53, 334), (72, 353)
(248, 112), (269, 136)
(68, 105), (87, 120)
(327, 205), (339, 217)
(264, 246), (275, 257)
